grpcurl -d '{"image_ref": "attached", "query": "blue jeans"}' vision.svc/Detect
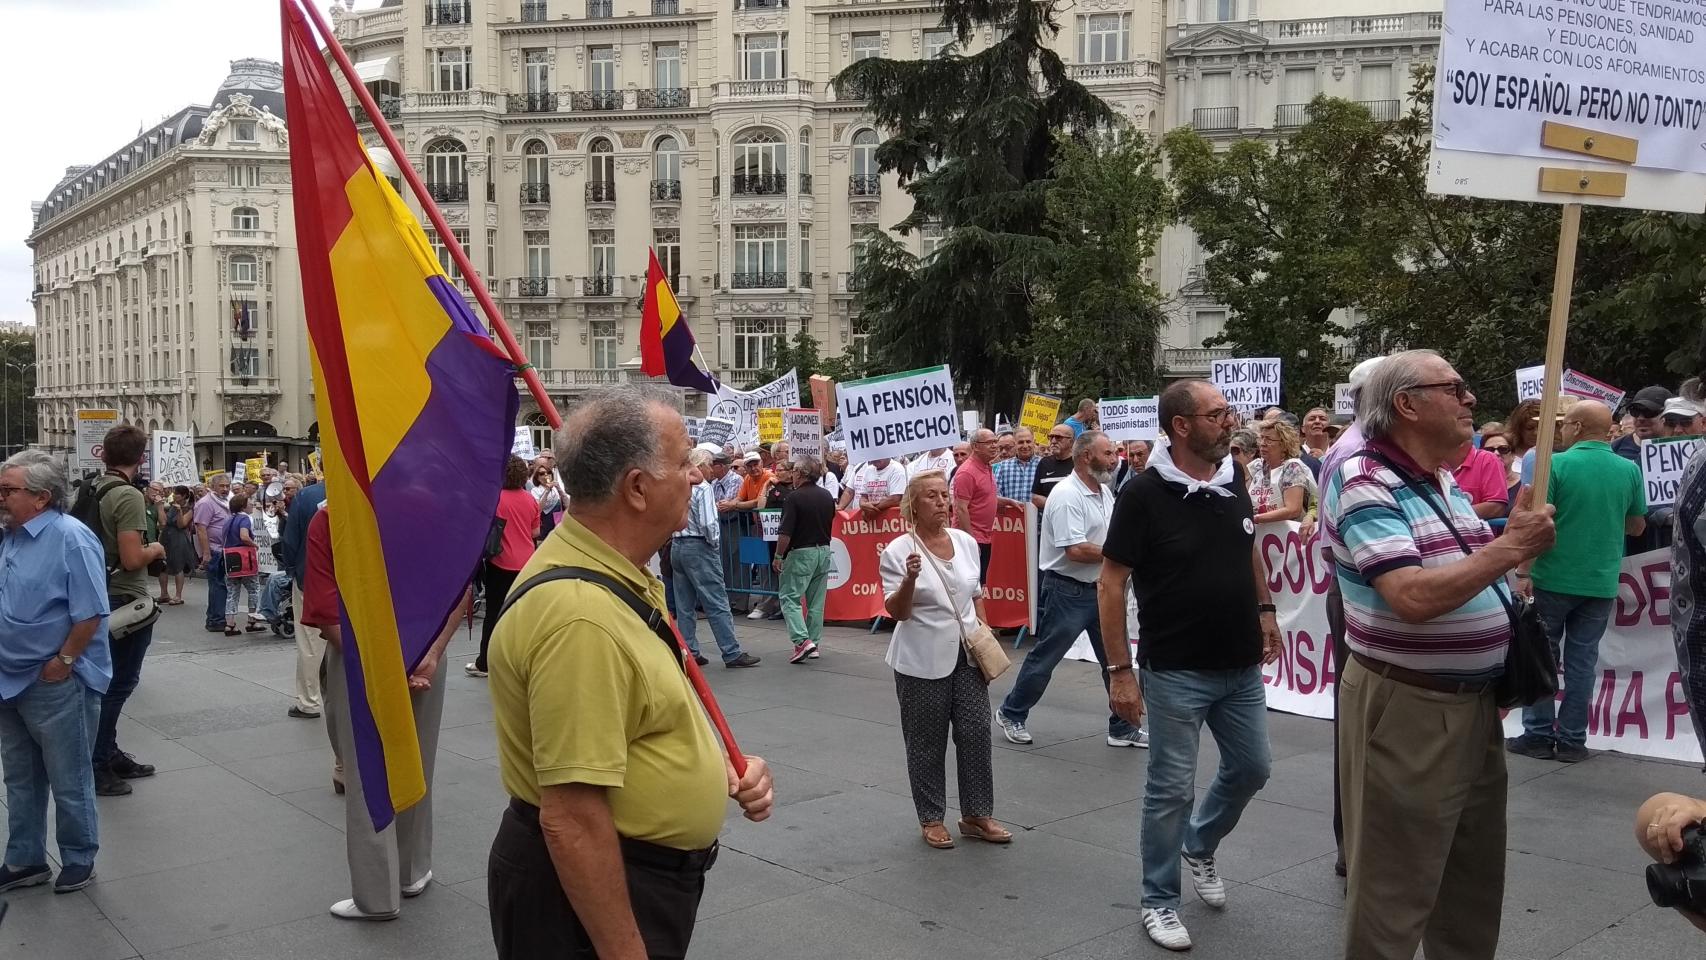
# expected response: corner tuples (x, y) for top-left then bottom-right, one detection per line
(0, 676), (101, 868)
(93, 622), (153, 768)
(1139, 665), (1272, 909)
(670, 537), (744, 662)
(1523, 589), (1615, 748)
(204, 551), (227, 629)
(259, 571), (292, 621)
(1000, 572), (1137, 739)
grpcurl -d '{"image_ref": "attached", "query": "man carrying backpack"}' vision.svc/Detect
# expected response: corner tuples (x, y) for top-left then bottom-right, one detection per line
(77, 425), (165, 797)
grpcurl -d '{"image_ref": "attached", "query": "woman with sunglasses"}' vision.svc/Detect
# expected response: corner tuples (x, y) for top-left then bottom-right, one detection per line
(1479, 429), (1521, 504)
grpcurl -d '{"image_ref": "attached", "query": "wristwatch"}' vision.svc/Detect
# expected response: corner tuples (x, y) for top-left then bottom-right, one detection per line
(1107, 663), (1134, 674)
(1257, 603), (1278, 614)
(56, 654), (75, 667)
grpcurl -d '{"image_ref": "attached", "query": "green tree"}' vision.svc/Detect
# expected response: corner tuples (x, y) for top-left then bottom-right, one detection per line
(835, 0), (1111, 416)
(0, 332), (36, 455)
(1032, 131), (1169, 401)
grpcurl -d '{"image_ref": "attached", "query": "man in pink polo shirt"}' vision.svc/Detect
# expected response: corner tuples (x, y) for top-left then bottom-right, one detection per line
(1452, 438), (1511, 520)
(952, 427), (1000, 582)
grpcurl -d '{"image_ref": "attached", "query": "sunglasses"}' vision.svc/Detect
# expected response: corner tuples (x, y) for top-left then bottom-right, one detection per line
(1408, 380), (1473, 402)
(1484, 444), (1511, 453)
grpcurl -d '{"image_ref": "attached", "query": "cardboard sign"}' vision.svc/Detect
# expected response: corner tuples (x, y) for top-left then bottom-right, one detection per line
(758, 509), (782, 542)
(809, 375), (837, 430)
(1641, 435), (1701, 509)
(1334, 383), (1355, 418)
(1561, 369), (1625, 412)
(710, 369), (800, 448)
(699, 417), (736, 450)
(512, 427), (537, 461)
(307, 451), (323, 475)
(1515, 364), (1547, 403)
(244, 457), (265, 484)
(961, 410), (981, 435)
(1211, 358), (1282, 410)
(75, 409), (119, 473)
(684, 417), (703, 442)
(784, 408), (823, 455)
(1019, 393), (1062, 435)
(757, 408), (784, 445)
(836, 365), (960, 463)
(1098, 397), (1158, 443)
(150, 431), (197, 486)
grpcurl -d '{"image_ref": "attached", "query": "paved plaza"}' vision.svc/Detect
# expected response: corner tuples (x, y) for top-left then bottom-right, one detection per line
(2, 578), (1702, 959)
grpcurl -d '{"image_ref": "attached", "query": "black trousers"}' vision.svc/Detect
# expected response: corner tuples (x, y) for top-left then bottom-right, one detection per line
(477, 563), (520, 672)
(488, 801), (716, 959)
(1326, 570), (1348, 861)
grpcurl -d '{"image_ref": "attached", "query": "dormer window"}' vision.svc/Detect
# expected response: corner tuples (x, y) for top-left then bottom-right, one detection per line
(233, 121), (257, 143)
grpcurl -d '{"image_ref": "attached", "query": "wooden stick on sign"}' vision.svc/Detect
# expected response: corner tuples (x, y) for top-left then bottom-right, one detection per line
(1528, 202), (1583, 505)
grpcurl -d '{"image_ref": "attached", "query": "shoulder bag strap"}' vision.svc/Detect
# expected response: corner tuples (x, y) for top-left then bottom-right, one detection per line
(911, 532), (970, 638)
(1358, 448), (1517, 616)
(493, 566), (684, 672)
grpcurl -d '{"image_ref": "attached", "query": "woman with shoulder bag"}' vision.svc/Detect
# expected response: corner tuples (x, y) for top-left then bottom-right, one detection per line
(222, 494), (267, 636)
(879, 470), (1011, 850)
(467, 456), (540, 678)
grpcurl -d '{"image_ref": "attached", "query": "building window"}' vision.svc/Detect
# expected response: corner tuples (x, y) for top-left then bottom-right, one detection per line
(526, 320), (553, 371)
(920, 222), (945, 260)
(433, 47), (471, 91)
(589, 46), (615, 91)
(799, 223), (812, 286)
(653, 136), (680, 183)
(589, 230), (616, 280)
(231, 207), (260, 234)
(851, 31), (882, 61)
(230, 346), (261, 378)
(923, 29), (953, 59)
(228, 164), (260, 187)
(1199, 0), (1234, 22)
(523, 138), (549, 185)
(588, 137), (615, 200)
(734, 224), (786, 287)
(526, 412), (553, 455)
(732, 317), (777, 370)
(654, 229), (681, 284)
(524, 230), (551, 278)
(524, 48), (550, 93)
(590, 319), (618, 369)
(654, 43), (681, 88)
(850, 225), (878, 275)
(1189, 309), (1226, 347)
(1080, 14), (1128, 62)
(733, 128), (786, 194)
(739, 33), (785, 80)
(1358, 63), (1395, 101)
(231, 298), (259, 337)
(232, 121), (258, 143)
(425, 138), (467, 200)
(852, 128), (878, 177)
(426, 227), (470, 284)
(798, 127), (812, 193)
(229, 255), (258, 286)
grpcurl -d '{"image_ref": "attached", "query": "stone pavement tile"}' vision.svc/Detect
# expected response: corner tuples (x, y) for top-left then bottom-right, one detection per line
(105, 720), (215, 775)
(423, 808), (504, 886)
(86, 829), (350, 955)
(719, 786), (957, 882)
(140, 880), (496, 960)
(689, 884), (1032, 960)
(728, 705), (906, 787)
(278, 783), (350, 832)
(174, 717), (336, 765)
(1248, 852), (1346, 908)
(90, 793), (340, 883)
(225, 746), (341, 796)
(99, 760), (277, 813)
(1554, 902), (1706, 959)
(761, 759), (864, 808)
(120, 658), (284, 721)
(435, 688), (496, 731)
(198, 649), (300, 699)
(695, 848), (827, 920)
(840, 828), (1143, 957)
(1035, 797), (1334, 885)
(423, 749), (510, 818)
(982, 748), (1147, 830)
(1499, 850), (1657, 959)
(0, 885), (140, 960)
(1506, 759), (1670, 877)
(1042, 883), (1343, 960)
(735, 669), (908, 726)
(445, 876), (488, 909)
(1217, 749), (1335, 815)
(437, 720), (498, 762)
(1030, 733), (1156, 772)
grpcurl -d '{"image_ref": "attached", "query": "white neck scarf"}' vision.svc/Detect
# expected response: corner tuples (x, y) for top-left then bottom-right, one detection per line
(1148, 441), (1236, 498)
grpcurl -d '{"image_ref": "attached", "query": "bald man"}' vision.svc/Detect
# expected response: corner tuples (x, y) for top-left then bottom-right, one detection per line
(1510, 399), (1647, 764)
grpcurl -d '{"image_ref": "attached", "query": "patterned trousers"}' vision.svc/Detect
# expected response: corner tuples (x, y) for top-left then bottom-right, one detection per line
(893, 655), (995, 824)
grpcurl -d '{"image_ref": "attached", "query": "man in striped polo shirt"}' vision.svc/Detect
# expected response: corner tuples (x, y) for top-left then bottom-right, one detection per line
(1323, 350), (1555, 960)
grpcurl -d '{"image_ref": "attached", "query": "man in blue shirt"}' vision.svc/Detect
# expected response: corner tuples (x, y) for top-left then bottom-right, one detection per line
(279, 478), (326, 719)
(672, 450), (759, 669)
(0, 450), (111, 894)
(993, 428), (1041, 503)
(1064, 399), (1098, 438)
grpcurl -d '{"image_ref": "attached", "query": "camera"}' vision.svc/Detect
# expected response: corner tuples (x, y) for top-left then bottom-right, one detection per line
(1647, 823), (1706, 913)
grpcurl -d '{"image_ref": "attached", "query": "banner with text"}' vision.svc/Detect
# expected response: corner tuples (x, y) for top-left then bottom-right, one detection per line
(699, 416), (736, 450)
(1516, 364), (1547, 402)
(1099, 397), (1159, 443)
(1642, 435), (1701, 509)
(784, 408), (823, 455)
(75, 409), (119, 474)
(710, 369), (800, 448)
(1211, 358), (1282, 410)
(1335, 383), (1355, 418)
(150, 431), (197, 487)
(757, 408), (784, 445)
(511, 427), (537, 461)
(1019, 393), (1063, 435)
(836, 365), (960, 463)
(1561, 369), (1626, 412)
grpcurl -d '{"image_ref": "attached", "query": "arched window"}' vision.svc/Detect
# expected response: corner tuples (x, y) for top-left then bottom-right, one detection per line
(653, 135), (680, 186)
(588, 138), (615, 199)
(852, 129), (878, 176)
(525, 411), (554, 459)
(424, 138), (467, 201)
(733, 128), (786, 195)
(799, 127), (812, 194)
(145, 224), (153, 243)
(522, 139), (548, 185)
(231, 207), (260, 235)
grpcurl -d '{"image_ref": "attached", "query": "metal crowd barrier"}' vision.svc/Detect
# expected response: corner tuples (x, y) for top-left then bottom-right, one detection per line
(719, 509), (778, 614)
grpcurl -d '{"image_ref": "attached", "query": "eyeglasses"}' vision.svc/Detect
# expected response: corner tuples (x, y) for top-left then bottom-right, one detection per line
(1407, 380), (1473, 402)
(971, 438), (997, 446)
(0, 485), (26, 497)
(1186, 408), (1234, 422)
(1483, 444), (1512, 453)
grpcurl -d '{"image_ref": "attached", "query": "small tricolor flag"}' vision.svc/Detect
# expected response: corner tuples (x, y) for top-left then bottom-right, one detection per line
(282, 0), (519, 830)
(640, 249), (719, 394)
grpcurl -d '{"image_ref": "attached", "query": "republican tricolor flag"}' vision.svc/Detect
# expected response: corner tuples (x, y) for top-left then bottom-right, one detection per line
(282, 0), (519, 830)
(640, 249), (719, 394)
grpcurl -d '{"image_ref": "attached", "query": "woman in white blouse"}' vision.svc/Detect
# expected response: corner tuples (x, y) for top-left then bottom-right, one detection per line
(879, 470), (1010, 850)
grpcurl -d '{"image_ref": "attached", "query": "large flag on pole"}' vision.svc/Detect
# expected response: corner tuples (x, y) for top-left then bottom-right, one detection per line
(640, 248), (719, 394)
(281, 0), (519, 830)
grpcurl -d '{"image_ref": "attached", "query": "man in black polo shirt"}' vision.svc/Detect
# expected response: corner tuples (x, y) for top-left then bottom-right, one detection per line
(775, 456), (836, 664)
(1097, 379), (1281, 953)
(1029, 424), (1077, 510)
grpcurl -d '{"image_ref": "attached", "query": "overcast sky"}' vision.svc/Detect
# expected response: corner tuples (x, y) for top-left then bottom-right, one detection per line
(0, 0), (382, 329)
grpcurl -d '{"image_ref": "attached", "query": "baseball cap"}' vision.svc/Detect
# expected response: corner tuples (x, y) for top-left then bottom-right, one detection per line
(1662, 396), (1703, 420)
(742, 451), (762, 464)
(1348, 356), (1385, 392)
(1628, 385), (1674, 416)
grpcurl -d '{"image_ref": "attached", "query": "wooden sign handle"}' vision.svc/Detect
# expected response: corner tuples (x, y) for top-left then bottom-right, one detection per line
(1529, 203), (1583, 505)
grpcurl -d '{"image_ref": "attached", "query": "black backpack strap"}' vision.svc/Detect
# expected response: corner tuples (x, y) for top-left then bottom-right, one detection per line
(493, 566), (683, 671)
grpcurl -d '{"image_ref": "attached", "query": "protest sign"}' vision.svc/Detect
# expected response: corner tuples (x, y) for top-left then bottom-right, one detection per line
(809, 374), (837, 430)
(699, 416), (736, 450)
(1098, 397), (1158, 443)
(685, 417), (703, 442)
(961, 410), (981, 435)
(1019, 393), (1061, 435)
(1210, 358), (1282, 410)
(307, 451), (322, 475)
(1560, 369), (1625, 412)
(1641, 435), (1701, 509)
(836, 365), (960, 463)
(150, 431), (197, 486)
(784, 408), (823, 455)
(1334, 383), (1354, 418)
(710, 369), (799, 447)
(757, 408), (784, 445)
(511, 427), (537, 460)
(758, 509), (782, 542)
(1515, 364), (1546, 403)
(75, 409), (118, 473)
(245, 458), (265, 484)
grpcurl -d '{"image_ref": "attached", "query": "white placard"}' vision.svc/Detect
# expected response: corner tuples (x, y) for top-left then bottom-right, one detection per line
(699, 416), (736, 450)
(1098, 397), (1158, 443)
(1641, 435), (1701, 509)
(1434, 0), (1706, 176)
(1428, 147), (1706, 213)
(783, 408), (823, 455)
(1210, 358), (1282, 410)
(685, 417), (703, 442)
(836, 365), (960, 463)
(758, 508), (782, 541)
(1334, 383), (1355, 418)
(961, 410), (981, 435)
(511, 426), (537, 461)
(1560, 368), (1625, 411)
(708, 369), (800, 448)
(75, 409), (119, 473)
(1515, 364), (1547, 402)
(150, 431), (197, 487)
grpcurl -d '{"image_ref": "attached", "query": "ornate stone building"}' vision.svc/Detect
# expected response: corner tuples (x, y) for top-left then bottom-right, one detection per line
(28, 59), (316, 471)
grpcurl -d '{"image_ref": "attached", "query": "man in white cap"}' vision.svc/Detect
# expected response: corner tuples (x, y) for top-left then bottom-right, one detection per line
(1662, 396), (1706, 438)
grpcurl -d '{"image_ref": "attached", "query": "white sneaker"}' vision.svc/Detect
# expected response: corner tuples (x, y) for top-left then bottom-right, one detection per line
(747, 606), (766, 620)
(329, 898), (399, 921)
(998, 715), (1032, 744)
(402, 870), (432, 898)
(1142, 907), (1192, 951)
(1107, 729), (1149, 748)
(1184, 853), (1226, 908)
(807, 647), (820, 659)
(463, 663), (487, 678)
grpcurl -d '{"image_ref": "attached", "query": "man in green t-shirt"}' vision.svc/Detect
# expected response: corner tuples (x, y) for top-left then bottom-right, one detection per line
(90, 424), (166, 797)
(1510, 401), (1647, 763)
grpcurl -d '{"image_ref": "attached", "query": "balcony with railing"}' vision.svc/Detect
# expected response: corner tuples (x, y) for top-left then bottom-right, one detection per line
(798, 173), (812, 195)
(637, 87), (692, 109)
(569, 90), (622, 112)
(732, 173), (787, 196)
(1358, 99), (1401, 122)
(427, 181), (469, 203)
(212, 229), (278, 245)
(574, 276), (623, 297)
(650, 179), (682, 202)
(1191, 106), (1239, 131)
(377, 95), (402, 120)
(836, 272), (864, 294)
(534, 367), (657, 388)
(1263, 11), (1440, 42)
(652, 0), (679, 11)
(731, 272), (786, 290)
(798, 271), (812, 289)
(1161, 347), (1233, 374)
(520, 182), (551, 205)
(735, 0), (787, 7)
(117, 250), (143, 267)
(334, 3), (404, 41)
(715, 77), (813, 100)
(508, 92), (558, 113)
(424, 1), (471, 25)
(848, 174), (880, 197)
(1276, 103), (1309, 128)
(1066, 59), (1163, 83)
(585, 181), (615, 204)
(586, 0), (612, 16)
(507, 277), (559, 298)
(521, 0), (549, 20)
(145, 238), (177, 258)
(412, 90), (500, 110)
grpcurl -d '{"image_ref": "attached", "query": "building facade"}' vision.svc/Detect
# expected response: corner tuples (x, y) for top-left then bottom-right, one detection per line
(1154, 0), (1442, 377)
(28, 60), (316, 472)
(329, 0), (1165, 444)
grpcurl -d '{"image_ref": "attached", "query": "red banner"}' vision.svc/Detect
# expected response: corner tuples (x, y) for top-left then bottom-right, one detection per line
(983, 503), (1037, 629)
(822, 504), (1036, 629)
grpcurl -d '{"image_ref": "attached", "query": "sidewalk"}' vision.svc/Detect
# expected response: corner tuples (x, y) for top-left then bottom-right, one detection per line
(1, 577), (1698, 958)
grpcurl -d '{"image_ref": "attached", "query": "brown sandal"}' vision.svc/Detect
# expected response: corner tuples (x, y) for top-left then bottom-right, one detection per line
(958, 817), (1013, 844)
(920, 821), (954, 849)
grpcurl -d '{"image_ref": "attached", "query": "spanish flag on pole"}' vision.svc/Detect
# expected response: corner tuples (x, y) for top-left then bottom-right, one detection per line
(282, 0), (518, 830)
(640, 249), (720, 394)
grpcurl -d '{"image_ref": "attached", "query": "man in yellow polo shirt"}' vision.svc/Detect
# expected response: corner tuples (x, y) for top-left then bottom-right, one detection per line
(486, 386), (773, 959)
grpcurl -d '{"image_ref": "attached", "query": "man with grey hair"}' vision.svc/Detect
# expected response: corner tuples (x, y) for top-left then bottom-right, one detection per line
(192, 472), (233, 633)
(483, 386), (773, 957)
(0, 450), (112, 894)
(775, 456), (836, 664)
(1324, 349), (1555, 959)
(672, 449), (760, 669)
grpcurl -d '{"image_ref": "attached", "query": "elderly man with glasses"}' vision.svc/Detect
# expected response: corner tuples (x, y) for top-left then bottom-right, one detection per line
(0, 450), (112, 894)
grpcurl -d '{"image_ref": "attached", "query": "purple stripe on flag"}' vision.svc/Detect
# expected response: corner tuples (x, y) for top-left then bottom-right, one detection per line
(337, 594), (396, 830)
(426, 274), (488, 338)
